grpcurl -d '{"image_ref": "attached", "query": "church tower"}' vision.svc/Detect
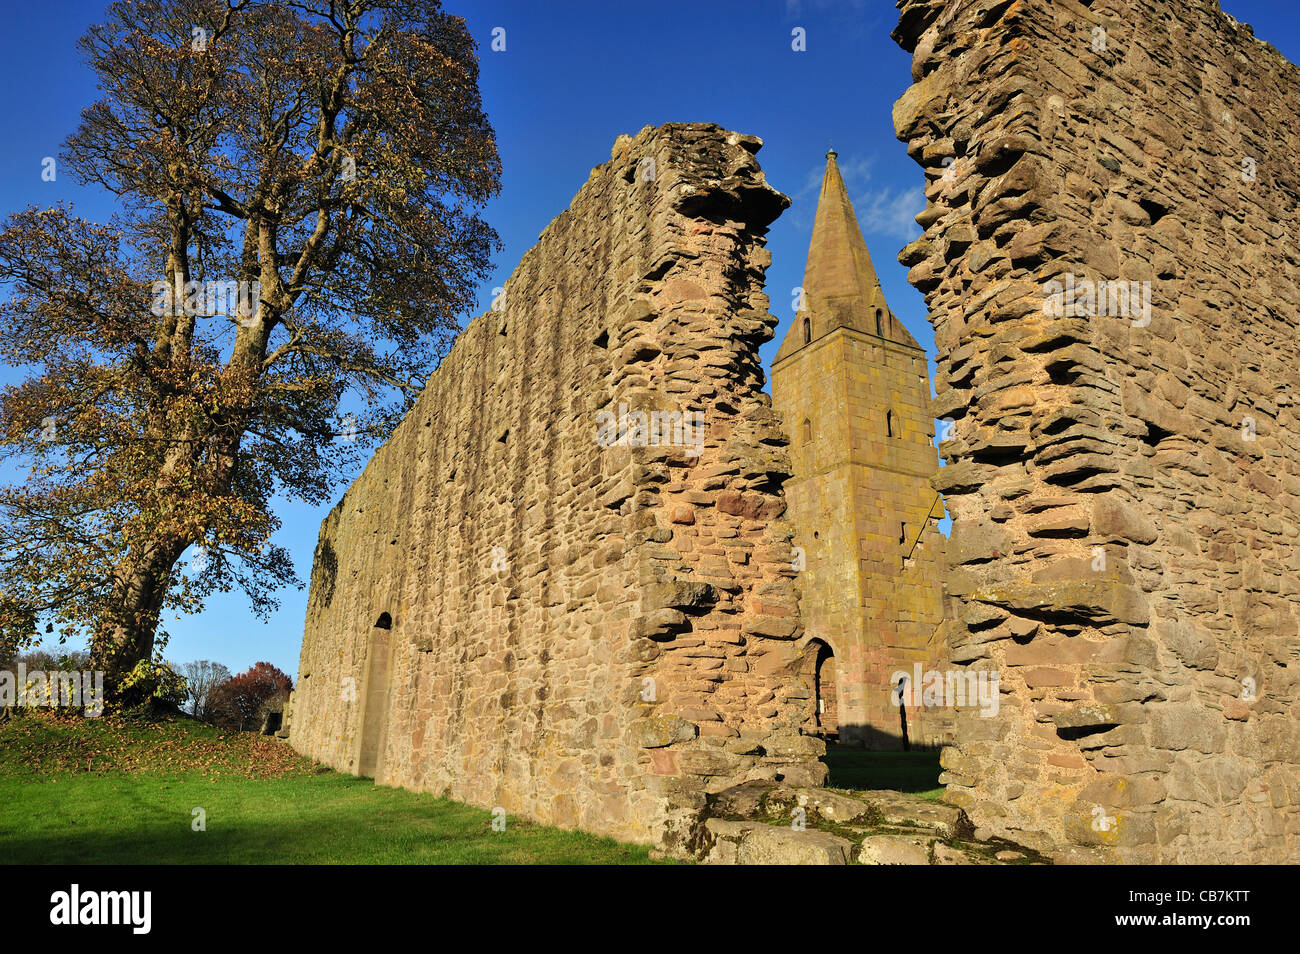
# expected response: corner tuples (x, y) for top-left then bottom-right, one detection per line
(772, 150), (948, 749)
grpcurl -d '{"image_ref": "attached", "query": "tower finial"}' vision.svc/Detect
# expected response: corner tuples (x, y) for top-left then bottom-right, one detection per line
(827, 141), (837, 160)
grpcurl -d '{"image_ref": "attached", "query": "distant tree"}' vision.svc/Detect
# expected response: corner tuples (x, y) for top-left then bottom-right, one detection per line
(13, 648), (94, 671)
(0, 0), (501, 694)
(179, 659), (231, 719)
(208, 661), (292, 731)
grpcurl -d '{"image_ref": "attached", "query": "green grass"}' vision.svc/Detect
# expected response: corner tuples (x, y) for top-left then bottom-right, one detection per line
(0, 712), (664, 864)
(823, 743), (945, 800)
(1, 713), (947, 863)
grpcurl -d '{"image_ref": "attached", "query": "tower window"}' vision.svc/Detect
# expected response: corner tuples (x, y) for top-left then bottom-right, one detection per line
(802, 418), (812, 443)
(886, 409), (895, 438)
(875, 309), (883, 336)
(802, 317), (811, 344)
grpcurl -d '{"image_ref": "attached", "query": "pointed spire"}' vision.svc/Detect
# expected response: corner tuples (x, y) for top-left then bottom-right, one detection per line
(775, 150), (919, 363)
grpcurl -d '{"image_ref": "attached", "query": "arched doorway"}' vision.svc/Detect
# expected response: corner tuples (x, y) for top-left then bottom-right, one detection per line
(801, 639), (838, 739)
(357, 613), (393, 779)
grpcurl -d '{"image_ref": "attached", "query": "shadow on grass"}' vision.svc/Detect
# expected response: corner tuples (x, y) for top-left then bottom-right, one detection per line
(1, 773), (668, 865)
(822, 743), (943, 795)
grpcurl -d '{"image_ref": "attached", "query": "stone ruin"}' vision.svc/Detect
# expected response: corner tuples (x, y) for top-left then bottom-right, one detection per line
(290, 123), (825, 854)
(893, 0), (1298, 862)
(290, 0), (1300, 864)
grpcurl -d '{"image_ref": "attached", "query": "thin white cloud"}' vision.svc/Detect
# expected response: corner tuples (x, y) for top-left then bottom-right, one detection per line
(853, 185), (925, 242)
(792, 152), (923, 242)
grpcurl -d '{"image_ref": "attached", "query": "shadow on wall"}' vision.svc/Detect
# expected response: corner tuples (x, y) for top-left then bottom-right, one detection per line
(833, 722), (944, 753)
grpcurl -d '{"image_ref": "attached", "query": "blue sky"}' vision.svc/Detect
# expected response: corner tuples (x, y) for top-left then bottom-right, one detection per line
(2, 0), (1298, 676)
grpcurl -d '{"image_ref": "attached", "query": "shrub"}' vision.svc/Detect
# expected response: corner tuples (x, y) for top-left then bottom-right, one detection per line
(118, 659), (189, 717)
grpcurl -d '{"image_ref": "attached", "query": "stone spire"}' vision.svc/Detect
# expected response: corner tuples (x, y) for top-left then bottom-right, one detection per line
(775, 149), (919, 362)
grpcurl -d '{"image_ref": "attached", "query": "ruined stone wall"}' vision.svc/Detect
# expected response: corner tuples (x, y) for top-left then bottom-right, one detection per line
(893, 0), (1300, 862)
(289, 123), (824, 852)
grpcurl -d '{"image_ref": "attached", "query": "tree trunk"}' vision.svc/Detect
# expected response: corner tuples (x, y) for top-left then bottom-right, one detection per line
(90, 539), (187, 690)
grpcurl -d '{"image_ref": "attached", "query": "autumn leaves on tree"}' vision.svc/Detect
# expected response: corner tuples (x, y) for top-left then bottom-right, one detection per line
(0, 0), (501, 694)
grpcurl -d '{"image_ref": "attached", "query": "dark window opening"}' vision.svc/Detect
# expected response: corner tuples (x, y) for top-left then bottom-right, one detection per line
(802, 317), (811, 344)
(1139, 198), (1169, 225)
(887, 409), (896, 437)
(1141, 421), (1172, 447)
(374, 612), (392, 630)
(875, 309), (883, 336)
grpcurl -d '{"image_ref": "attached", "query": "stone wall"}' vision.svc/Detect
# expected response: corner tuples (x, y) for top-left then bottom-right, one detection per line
(289, 123), (824, 853)
(893, 0), (1300, 862)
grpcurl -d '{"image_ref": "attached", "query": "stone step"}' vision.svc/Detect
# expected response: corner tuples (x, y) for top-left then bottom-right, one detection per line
(699, 782), (1011, 865)
(850, 788), (970, 839)
(711, 782), (970, 837)
(701, 818), (854, 865)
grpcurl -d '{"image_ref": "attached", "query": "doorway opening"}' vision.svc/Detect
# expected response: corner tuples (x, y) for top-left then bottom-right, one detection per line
(802, 639), (838, 739)
(357, 615), (393, 779)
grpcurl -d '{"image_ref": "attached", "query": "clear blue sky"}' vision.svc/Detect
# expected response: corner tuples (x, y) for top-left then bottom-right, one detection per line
(2, 0), (1297, 676)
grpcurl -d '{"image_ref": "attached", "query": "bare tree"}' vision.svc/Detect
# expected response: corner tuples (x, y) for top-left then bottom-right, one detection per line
(180, 659), (231, 719)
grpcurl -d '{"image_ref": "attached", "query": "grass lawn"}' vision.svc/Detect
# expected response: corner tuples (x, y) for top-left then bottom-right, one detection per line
(822, 743), (945, 800)
(1, 713), (947, 863)
(0, 712), (663, 864)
